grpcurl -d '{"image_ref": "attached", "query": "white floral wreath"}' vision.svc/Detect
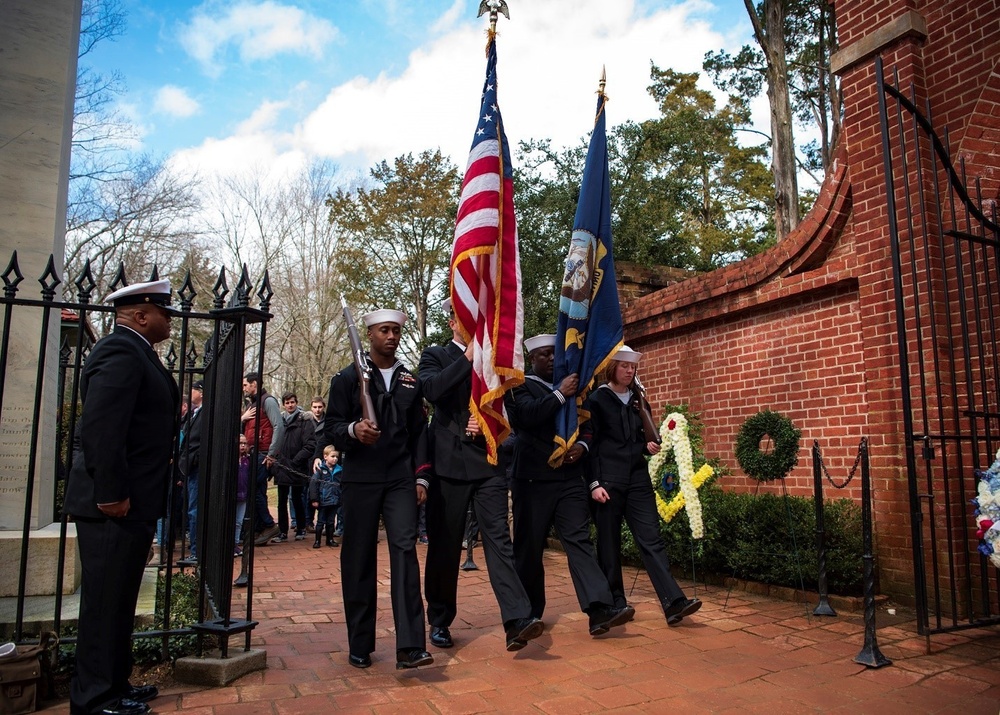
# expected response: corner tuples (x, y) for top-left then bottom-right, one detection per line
(648, 412), (712, 539)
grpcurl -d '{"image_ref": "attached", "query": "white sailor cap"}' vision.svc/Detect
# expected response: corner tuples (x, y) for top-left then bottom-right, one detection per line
(613, 345), (642, 364)
(105, 279), (176, 310)
(362, 308), (407, 327)
(523, 333), (556, 354)
(441, 297), (453, 314)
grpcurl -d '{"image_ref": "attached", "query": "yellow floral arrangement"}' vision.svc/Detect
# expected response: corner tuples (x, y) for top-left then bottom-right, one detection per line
(648, 412), (713, 539)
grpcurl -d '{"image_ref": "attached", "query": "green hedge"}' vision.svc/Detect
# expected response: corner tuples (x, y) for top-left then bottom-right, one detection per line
(130, 571), (202, 664)
(622, 485), (864, 596)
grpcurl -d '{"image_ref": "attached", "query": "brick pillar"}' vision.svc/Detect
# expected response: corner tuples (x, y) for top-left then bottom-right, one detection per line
(833, 0), (929, 602)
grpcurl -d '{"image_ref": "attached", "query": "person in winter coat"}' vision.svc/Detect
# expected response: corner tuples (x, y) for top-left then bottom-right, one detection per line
(271, 392), (317, 542)
(309, 445), (342, 548)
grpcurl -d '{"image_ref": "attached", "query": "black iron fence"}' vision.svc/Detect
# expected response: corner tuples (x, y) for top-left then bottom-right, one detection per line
(0, 250), (272, 660)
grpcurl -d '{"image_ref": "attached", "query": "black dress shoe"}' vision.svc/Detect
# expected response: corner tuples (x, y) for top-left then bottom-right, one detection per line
(100, 698), (150, 715)
(348, 653), (372, 669)
(395, 648), (433, 669)
(665, 597), (702, 626)
(504, 616), (544, 652)
(430, 626), (453, 648)
(124, 684), (158, 703)
(588, 604), (635, 636)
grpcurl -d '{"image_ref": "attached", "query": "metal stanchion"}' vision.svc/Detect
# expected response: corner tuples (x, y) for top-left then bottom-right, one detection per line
(461, 505), (479, 571)
(812, 440), (837, 616)
(854, 438), (892, 668)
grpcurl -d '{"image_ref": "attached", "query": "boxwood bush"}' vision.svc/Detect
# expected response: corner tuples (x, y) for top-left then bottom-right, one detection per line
(623, 485), (864, 596)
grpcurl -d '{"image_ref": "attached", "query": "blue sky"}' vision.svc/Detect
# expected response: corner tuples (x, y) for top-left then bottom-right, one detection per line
(84, 0), (759, 182)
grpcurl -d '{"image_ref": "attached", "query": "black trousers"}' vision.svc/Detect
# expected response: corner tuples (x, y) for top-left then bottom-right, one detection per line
(511, 476), (614, 619)
(70, 518), (155, 715)
(425, 474), (531, 628)
(276, 483), (306, 535)
(593, 477), (685, 611)
(340, 478), (425, 656)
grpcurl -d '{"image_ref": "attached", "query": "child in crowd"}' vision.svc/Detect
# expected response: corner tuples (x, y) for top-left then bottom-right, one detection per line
(235, 435), (251, 556)
(310, 445), (342, 548)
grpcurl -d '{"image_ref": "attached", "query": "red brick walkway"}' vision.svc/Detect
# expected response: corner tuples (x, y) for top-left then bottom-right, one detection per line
(50, 537), (1000, 714)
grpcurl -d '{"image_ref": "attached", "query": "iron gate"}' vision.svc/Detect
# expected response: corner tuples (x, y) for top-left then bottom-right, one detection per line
(876, 56), (1000, 634)
(1, 252), (272, 659)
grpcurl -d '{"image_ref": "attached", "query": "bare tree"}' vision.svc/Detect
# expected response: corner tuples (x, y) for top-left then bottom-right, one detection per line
(268, 162), (352, 397)
(64, 156), (202, 303)
(65, 0), (205, 309)
(70, 0), (137, 191)
(204, 162), (351, 397)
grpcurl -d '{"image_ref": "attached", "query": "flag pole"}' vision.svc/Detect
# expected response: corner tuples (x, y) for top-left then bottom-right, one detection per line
(597, 66), (609, 124)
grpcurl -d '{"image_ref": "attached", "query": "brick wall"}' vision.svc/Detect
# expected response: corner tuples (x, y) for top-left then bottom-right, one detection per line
(626, 142), (859, 492)
(624, 0), (1000, 604)
(636, 282), (866, 502)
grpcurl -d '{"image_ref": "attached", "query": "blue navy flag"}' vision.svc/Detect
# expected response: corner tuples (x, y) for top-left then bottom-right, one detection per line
(550, 91), (624, 467)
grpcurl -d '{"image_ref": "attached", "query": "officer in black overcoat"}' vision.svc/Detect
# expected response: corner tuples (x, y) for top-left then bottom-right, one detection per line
(503, 333), (633, 639)
(419, 299), (543, 652)
(64, 280), (180, 715)
(317, 308), (433, 670)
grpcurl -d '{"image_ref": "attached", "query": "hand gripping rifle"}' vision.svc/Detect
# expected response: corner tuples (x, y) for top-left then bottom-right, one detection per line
(632, 372), (661, 445)
(341, 296), (377, 429)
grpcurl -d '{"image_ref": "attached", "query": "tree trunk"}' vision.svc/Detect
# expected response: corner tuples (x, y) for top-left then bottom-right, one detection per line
(745, 0), (800, 240)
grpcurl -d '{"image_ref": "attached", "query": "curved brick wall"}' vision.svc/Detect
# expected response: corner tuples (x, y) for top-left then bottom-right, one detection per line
(622, 0), (1000, 603)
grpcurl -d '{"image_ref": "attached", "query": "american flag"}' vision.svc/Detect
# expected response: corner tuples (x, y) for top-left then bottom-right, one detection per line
(449, 31), (523, 465)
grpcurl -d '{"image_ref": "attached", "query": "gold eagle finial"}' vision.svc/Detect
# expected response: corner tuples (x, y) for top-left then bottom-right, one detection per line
(477, 1), (510, 20)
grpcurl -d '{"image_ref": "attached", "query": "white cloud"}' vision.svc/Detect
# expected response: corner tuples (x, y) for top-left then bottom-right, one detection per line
(179, 1), (338, 76)
(430, 0), (465, 35)
(298, 0), (730, 170)
(172, 0), (752, 185)
(153, 85), (201, 118)
(235, 99), (289, 134)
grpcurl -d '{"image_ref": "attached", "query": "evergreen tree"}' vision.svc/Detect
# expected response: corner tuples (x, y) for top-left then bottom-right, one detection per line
(704, 0), (842, 199)
(326, 149), (459, 364)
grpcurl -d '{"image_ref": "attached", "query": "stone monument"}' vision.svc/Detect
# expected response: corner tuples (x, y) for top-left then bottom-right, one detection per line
(0, 0), (83, 597)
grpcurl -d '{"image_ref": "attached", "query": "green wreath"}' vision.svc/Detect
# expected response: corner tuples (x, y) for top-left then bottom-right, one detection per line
(735, 410), (801, 482)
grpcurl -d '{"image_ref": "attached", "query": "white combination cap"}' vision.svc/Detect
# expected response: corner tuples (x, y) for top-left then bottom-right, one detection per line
(441, 297), (453, 314)
(613, 345), (642, 364)
(105, 279), (175, 309)
(362, 309), (407, 327)
(523, 334), (557, 354)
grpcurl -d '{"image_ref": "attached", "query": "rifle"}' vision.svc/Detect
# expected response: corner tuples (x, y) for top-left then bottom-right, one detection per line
(341, 296), (378, 428)
(632, 372), (661, 445)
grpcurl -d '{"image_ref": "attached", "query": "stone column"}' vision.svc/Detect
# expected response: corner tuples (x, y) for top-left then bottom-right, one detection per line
(0, 0), (82, 595)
